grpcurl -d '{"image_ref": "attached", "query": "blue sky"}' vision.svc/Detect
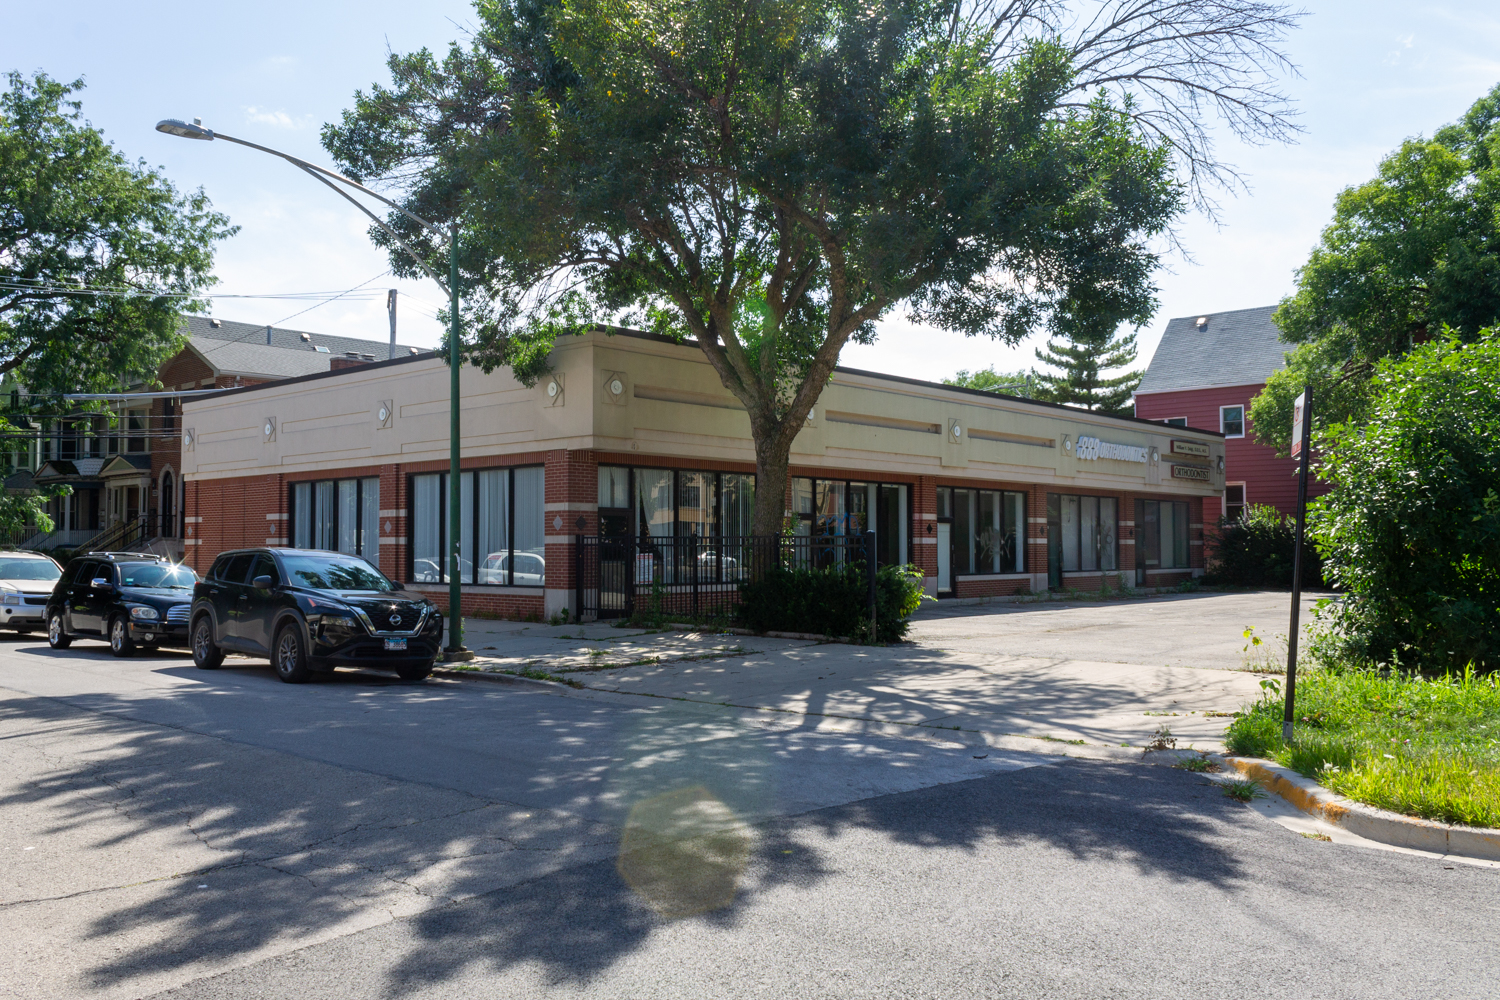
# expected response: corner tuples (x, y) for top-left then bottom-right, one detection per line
(4, 2), (1499, 380)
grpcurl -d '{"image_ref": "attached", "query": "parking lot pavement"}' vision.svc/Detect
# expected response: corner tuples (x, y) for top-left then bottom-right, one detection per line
(455, 591), (1322, 750)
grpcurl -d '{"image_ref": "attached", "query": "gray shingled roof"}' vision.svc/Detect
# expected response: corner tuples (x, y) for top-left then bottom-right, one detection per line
(186, 337), (337, 379)
(1135, 305), (1290, 395)
(180, 315), (424, 360)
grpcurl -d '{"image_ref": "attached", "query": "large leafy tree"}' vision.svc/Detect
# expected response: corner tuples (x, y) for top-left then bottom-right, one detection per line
(0, 72), (234, 394)
(1253, 83), (1500, 452)
(326, 0), (1299, 533)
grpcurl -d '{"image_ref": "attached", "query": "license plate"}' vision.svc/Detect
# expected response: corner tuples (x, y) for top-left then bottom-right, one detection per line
(384, 639), (408, 651)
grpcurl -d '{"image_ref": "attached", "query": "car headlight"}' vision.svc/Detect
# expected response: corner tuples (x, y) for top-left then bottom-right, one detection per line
(129, 606), (160, 621)
(1, 595), (21, 606)
(322, 615), (359, 629)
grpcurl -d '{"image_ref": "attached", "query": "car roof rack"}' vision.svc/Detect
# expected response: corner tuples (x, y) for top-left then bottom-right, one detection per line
(83, 551), (172, 561)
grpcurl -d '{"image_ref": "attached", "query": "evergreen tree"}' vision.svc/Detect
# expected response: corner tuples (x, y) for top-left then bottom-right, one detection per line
(1032, 321), (1141, 414)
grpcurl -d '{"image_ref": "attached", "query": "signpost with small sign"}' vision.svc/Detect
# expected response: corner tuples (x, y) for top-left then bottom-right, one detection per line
(1283, 388), (1313, 744)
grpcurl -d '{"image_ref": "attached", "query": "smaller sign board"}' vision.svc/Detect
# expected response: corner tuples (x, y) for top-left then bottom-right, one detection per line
(636, 553), (656, 584)
(1291, 390), (1308, 459)
(1171, 465), (1210, 481)
(1171, 439), (1210, 457)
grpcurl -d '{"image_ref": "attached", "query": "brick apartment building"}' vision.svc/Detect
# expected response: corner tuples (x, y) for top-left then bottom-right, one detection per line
(7, 316), (419, 555)
(179, 328), (1225, 620)
(1133, 305), (1327, 524)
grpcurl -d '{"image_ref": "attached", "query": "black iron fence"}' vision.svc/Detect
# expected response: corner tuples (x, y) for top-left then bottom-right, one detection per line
(574, 532), (876, 622)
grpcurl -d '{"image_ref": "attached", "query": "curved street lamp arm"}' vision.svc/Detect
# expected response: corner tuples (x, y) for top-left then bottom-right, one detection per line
(293, 164), (451, 295)
(211, 131), (444, 237)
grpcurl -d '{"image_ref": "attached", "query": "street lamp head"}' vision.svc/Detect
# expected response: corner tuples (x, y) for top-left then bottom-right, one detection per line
(156, 118), (214, 140)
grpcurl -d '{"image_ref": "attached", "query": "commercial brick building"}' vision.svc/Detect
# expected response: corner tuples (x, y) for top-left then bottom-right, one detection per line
(180, 329), (1224, 620)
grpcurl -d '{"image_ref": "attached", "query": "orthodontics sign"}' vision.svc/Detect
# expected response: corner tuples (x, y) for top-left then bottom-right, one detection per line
(1075, 435), (1148, 463)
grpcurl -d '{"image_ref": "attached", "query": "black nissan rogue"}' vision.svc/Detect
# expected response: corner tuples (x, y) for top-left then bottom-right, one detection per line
(190, 548), (443, 682)
(46, 552), (198, 655)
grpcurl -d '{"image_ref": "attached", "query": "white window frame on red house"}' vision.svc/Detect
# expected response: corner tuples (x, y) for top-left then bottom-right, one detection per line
(1224, 482), (1246, 522)
(1219, 405), (1245, 438)
(1163, 416), (1187, 427)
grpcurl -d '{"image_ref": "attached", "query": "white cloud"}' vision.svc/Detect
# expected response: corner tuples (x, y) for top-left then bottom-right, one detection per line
(243, 106), (313, 130)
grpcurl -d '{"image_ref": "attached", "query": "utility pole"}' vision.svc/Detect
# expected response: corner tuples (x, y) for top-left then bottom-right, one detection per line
(387, 289), (397, 360)
(1283, 387), (1313, 745)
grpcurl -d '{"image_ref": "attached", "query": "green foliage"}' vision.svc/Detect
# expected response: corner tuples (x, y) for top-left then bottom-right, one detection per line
(0, 72), (233, 532)
(1032, 319), (1141, 414)
(1205, 503), (1323, 589)
(0, 72), (234, 394)
(944, 367), (1034, 397)
(736, 562), (927, 644)
(1253, 83), (1500, 452)
(1224, 664), (1500, 827)
(324, 0), (1195, 531)
(1309, 329), (1500, 670)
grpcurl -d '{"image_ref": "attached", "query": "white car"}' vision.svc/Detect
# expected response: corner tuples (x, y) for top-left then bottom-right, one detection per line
(478, 551), (545, 586)
(0, 551), (63, 633)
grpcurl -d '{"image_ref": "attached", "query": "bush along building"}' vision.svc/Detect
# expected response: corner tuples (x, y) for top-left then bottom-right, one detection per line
(179, 328), (1224, 622)
(2, 316), (422, 558)
(1132, 306), (1327, 523)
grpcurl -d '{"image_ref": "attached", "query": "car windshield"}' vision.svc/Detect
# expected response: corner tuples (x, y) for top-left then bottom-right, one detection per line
(280, 554), (396, 593)
(0, 557), (60, 582)
(118, 564), (197, 588)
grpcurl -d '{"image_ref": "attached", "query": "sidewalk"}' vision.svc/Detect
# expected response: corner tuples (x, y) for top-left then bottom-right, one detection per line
(451, 591), (1305, 749)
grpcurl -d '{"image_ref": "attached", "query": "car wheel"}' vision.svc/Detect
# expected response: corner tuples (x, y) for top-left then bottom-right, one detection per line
(109, 616), (134, 658)
(47, 612), (71, 650)
(273, 621), (312, 684)
(191, 616), (223, 669)
(395, 661), (433, 681)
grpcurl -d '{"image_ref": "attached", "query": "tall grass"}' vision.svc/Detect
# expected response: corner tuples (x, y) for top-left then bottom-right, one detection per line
(1224, 665), (1500, 828)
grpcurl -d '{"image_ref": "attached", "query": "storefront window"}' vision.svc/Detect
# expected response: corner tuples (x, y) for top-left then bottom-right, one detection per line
(292, 477), (380, 563)
(798, 478), (909, 567)
(1047, 494), (1118, 576)
(938, 487), (1025, 579)
(408, 466), (545, 586)
(1136, 499), (1190, 570)
(599, 467), (758, 540)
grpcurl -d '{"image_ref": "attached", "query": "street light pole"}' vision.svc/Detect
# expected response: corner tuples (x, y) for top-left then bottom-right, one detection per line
(155, 117), (471, 659)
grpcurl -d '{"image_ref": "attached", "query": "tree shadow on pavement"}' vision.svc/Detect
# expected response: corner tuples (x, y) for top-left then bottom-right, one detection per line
(0, 674), (1252, 998)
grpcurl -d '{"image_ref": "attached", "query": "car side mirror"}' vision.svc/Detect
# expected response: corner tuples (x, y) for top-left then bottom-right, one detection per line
(91, 577), (113, 590)
(252, 575), (274, 591)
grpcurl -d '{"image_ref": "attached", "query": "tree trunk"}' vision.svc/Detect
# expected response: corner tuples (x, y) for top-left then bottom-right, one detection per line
(750, 427), (793, 538)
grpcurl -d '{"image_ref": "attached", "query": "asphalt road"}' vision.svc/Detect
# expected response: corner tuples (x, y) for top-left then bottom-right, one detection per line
(2, 631), (1494, 999)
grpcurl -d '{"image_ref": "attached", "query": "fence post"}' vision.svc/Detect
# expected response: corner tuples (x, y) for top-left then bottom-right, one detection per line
(865, 529), (877, 643)
(573, 534), (583, 625)
(625, 533), (636, 620)
(690, 533), (699, 620)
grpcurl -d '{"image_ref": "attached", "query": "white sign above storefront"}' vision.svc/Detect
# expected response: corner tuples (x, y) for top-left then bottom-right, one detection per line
(1076, 435), (1148, 463)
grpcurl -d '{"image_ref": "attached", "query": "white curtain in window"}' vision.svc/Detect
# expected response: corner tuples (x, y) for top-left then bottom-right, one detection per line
(1005, 492), (1025, 573)
(1158, 500), (1176, 569)
(721, 474), (754, 537)
(457, 471), (474, 583)
(361, 478), (380, 564)
(1061, 495), (1080, 571)
(513, 466), (545, 582)
(598, 466), (628, 508)
(634, 469), (672, 540)
(477, 469), (509, 584)
(338, 480), (358, 555)
(413, 474), (442, 582)
(1099, 498), (1117, 571)
(315, 481), (335, 550)
(293, 482), (312, 548)
(1080, 496), (1099, 572)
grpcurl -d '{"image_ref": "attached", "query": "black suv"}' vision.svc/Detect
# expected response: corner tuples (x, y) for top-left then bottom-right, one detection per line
(46, 552), (199, 656)
(190, 548), (443, 683)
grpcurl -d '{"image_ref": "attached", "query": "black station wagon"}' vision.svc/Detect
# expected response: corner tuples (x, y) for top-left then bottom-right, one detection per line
(46, 552), (198, 655)
(190, 548), (443, 683)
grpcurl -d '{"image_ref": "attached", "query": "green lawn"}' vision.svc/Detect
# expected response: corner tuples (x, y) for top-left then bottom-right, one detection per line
(1224, 667), (1500, 828)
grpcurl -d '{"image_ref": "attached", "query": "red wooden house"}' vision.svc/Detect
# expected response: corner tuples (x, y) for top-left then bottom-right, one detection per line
(1133, 305), (1324, 523)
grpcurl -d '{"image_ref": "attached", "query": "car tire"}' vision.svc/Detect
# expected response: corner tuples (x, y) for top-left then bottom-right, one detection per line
(47, 612), (71, 650)
(191, 616), (223, 669)
(273, 621), (313, 684)
(109, 616), (134, 658)
(395, 661), (433, 681)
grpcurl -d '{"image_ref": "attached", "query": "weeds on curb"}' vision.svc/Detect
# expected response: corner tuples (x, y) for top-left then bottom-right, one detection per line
(1300, 831), (1332, 842)
(1221, 778), (1266, 802)
(1141, 725), (1177, 753)
(1173, 753), (1222, 773)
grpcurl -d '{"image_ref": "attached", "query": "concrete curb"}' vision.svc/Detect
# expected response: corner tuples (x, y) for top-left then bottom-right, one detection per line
(430, 667), (571, 691)
(1225, 756), (1500, 861)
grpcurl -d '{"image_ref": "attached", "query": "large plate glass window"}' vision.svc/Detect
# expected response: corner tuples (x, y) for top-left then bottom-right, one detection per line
(1134, 499), (1191, 576)
(794, 478), (909, 569)
(938, 487), (1025, 590)
(291, 477), (380, 563)
(408, 466), (545, 586)
(1045, 493), (1118, 587)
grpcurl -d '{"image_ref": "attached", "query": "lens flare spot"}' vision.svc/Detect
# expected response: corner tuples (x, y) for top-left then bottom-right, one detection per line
(617, 785), (752, 919)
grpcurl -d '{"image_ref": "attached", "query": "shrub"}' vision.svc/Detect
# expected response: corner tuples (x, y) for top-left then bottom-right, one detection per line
(1311, 328), (1500, 670)
(1205, 504), (1325, 589)
(736, 563), (927, 643)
